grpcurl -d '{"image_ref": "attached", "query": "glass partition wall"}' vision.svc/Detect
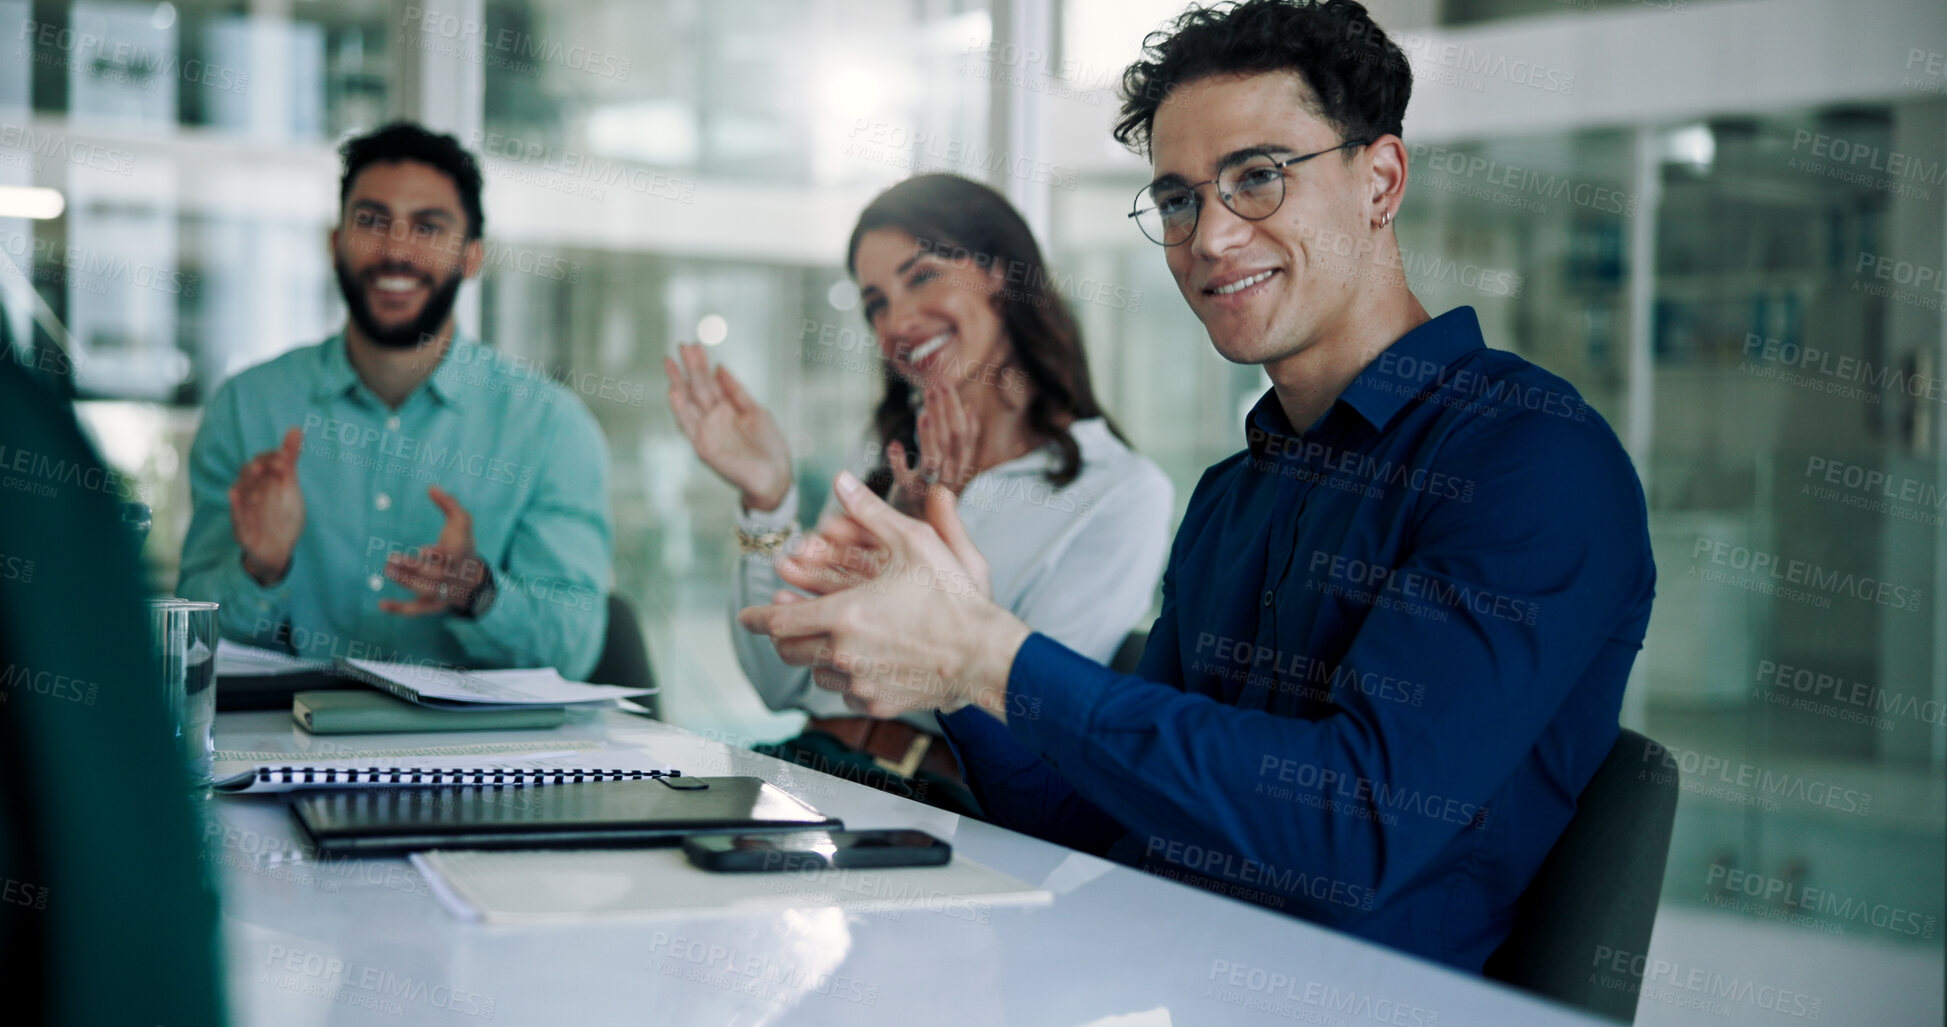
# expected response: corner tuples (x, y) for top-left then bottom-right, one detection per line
(1640, 103), (1945, 997)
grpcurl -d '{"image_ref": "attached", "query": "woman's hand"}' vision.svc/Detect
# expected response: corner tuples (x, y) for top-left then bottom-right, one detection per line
(888, 379), (979, 515)
(665, 343), (794, 512)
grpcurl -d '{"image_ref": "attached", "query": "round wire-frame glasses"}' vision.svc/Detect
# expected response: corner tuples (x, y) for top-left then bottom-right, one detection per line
(1129, 139), (1372, 246)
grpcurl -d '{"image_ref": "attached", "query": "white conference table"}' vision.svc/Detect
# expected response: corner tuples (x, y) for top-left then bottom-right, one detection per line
(208, 707), (1609, 1026)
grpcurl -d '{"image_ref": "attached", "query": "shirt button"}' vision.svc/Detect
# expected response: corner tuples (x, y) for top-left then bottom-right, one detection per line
(385, 416), (401, 431)
(375, 492), (391, 511)
(1263, 590), (1275, 607)
(367, 574), (384, 592)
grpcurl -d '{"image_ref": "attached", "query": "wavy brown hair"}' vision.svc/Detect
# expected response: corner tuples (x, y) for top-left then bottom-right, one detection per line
(845, 174), (1123, 492)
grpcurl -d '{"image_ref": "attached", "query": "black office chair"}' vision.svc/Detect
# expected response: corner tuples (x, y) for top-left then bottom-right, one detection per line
(1483, 727), (1678, 1023)
(588, 592), (658, 718)
(1109, 630), (1148, 674)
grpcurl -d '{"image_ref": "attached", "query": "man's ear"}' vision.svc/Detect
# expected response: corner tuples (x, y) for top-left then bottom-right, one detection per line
(1367, 134), (1409, 226)
(461, 236), (486, 279)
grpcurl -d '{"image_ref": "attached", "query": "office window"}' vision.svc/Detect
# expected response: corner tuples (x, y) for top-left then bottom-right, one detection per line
(473, 0), (993, 734)
(1640, 105), (1945, 948)
(3, 0), (394, 589)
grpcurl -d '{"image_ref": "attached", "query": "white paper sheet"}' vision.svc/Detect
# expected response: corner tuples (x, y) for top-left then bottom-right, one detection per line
(344, 658), (654, 706)
(214, 639), (332, 676)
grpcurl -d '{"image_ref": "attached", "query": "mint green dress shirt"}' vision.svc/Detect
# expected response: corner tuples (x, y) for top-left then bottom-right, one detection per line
(178, 335), (613, 679)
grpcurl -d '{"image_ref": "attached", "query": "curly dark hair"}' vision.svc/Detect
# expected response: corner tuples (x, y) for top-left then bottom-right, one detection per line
(1113, 0), (1412, 158)
(845, 174), (1123, 491)
(338, 121), (485, 240)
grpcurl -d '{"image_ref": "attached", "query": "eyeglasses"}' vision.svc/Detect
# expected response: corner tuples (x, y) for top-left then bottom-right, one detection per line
(1129, 139), (1371, 247)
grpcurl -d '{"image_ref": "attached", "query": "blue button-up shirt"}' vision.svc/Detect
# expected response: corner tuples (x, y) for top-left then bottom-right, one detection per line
(941, 306), (1655, 971)
(179, 335), (613, 678)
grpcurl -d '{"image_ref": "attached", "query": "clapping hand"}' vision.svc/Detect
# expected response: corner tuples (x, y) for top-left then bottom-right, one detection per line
(665, 343), (794, 513)
(887, 379), (978, 515)
(230, 426), (306, 585)
(739, 471), (1026, 720)
(381, 486), (493, 617)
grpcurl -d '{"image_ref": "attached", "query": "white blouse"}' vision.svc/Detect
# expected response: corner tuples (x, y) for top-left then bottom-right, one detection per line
(731, 418), (1174, 732)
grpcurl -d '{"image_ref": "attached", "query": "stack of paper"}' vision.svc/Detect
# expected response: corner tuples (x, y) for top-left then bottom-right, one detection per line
(340, 658), (651, 708)
(214, 639), (332, 676)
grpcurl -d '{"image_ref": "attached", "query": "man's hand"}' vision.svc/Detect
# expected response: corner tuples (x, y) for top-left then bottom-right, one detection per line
(775, 499), (894, 596)
(738, 472), (1030, 720)
(230, 426), (306, 585)
(381, 485), (493, 618)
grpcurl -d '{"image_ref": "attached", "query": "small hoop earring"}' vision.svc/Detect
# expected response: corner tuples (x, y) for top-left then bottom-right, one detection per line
(1380, 210), (1392, 227)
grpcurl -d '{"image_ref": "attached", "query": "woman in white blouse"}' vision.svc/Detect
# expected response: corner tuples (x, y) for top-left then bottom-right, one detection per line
(665, 173), (1171, 813)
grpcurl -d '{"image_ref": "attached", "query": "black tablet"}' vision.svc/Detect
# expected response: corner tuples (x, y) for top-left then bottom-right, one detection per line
(290, 777), (841, 855)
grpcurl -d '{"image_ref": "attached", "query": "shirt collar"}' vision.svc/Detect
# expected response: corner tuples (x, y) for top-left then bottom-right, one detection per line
(425, 338), (474, 408)
(311, 332), (360, 403)
(1337, 306), (1485, 431)
(312, 332), (472, 409)
(1245, 306), (1486, 456)
(1245, 389), (1302, 459)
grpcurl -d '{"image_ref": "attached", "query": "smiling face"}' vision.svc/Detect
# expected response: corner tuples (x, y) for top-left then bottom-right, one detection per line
(852, 227), (1010, 387)
(1151, 71), (1373, 370)
(330, 159), (482, 349)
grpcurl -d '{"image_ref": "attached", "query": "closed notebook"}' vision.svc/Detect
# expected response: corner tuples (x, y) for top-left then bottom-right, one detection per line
(294, 690), (567, 734)
(291, 777), (842, 855)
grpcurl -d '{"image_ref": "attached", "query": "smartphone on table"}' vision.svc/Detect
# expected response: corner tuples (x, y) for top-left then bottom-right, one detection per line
(683, 829), (950, 872)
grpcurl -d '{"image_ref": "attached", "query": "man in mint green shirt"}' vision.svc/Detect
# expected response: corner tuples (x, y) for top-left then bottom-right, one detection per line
(178, 122), (612, 678)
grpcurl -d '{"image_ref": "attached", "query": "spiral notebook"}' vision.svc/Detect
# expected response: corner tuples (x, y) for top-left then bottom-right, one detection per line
(212, 749), (678, 795)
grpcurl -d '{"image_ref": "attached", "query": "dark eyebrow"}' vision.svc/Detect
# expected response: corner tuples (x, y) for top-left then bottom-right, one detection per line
(895, 252), (926, 276)
(347, 200), (458, 223)
(1146, 143), (1299, 192)
(860, 250), (937, 304)
(1221, 143), (1297, 167)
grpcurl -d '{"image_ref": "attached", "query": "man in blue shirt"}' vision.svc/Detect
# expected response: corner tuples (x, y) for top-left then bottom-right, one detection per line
(179, 123), (612, 678)
(741, 0), (1655, 972)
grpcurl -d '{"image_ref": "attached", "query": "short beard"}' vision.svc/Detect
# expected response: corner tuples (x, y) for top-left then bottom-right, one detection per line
(334, 256), (465, 351)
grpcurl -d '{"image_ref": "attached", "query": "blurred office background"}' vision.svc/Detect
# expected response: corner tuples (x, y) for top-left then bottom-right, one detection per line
(1, 0), (1940, 1022)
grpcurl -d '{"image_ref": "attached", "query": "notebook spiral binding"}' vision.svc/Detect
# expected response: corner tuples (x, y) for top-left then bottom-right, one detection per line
(255, 766), (682, 787)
